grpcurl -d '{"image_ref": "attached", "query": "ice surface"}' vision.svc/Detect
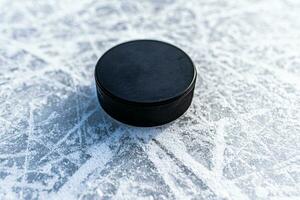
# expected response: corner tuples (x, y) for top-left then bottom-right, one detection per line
(0, 0), (299, 199)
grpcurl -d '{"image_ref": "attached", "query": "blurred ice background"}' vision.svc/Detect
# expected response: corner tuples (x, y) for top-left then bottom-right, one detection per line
(0, 0), (299, 199)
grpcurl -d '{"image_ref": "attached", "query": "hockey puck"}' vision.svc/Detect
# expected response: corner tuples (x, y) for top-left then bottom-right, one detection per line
(95, 40), (197, 127)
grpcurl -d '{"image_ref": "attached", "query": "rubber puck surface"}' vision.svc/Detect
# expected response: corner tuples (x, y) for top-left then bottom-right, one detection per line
(95, 40), (196, 126)
(95, 40), (196, 104)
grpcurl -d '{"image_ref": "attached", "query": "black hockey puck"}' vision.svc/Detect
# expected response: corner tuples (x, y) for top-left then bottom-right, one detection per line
(95, 40), (197, 127)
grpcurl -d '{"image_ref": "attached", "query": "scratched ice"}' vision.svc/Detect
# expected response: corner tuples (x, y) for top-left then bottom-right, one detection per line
(0, 0), (299, 199)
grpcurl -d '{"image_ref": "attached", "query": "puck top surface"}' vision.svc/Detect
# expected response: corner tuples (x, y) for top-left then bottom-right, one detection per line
(95, 40), (196, 104)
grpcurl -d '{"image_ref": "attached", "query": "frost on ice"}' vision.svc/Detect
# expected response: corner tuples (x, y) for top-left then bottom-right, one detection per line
(0, 0), (299, 199)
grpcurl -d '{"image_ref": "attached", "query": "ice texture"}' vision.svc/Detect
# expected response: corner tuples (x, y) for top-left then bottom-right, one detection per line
(0, 0), (299, 199)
